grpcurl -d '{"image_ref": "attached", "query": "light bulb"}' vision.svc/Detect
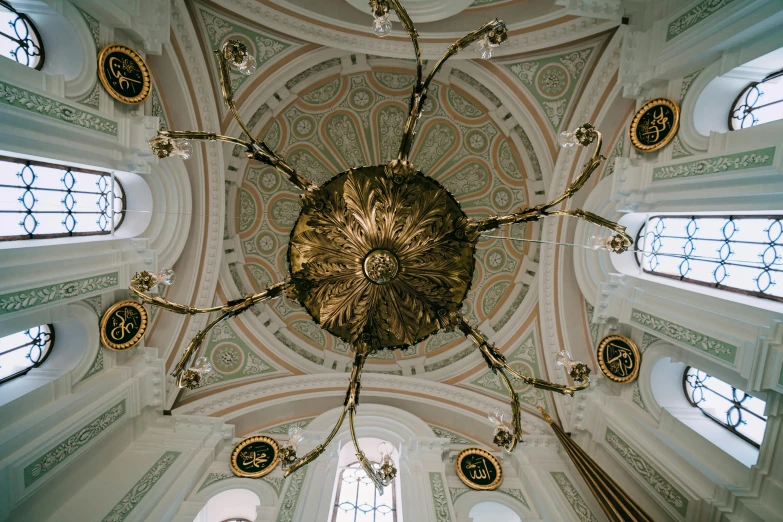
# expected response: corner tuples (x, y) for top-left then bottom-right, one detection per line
(239, 54), (257, 76)
(378, 441), (394, 458)
(372, 13), (392, 37)
(488, 407), (505, 428)
(287, 426), (304, 449)
(476, 36), (496, 60)
(173, 140), (192, 159)
(555, 350), (575, 372)
(588, 235), (612, 251)
(193, 356), (213, 375)
(557, 130), (579, 148)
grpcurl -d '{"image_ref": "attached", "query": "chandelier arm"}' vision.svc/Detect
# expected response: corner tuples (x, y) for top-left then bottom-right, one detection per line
(545, 129), (604, 209)
(395, 18), (507, 163)
(421, 19), (506, 92)
(249, 142), (320, 193)
(215, 47), (256, 140)
(543, 209), (634, 248)
(385, 0), (422, 81)
(496, 368), (522, 451)
(502, 363), (590, 397)
(283, 407), (348, 478)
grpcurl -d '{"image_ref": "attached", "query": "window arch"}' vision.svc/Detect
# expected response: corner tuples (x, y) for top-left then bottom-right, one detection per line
(0, 324), (54, 385)
(0, 155), (125, 241)
(730, 68), (783, 130)
(683, 367), (767, 448)
(636, 215), (783, 302)
(332, 461), (397, 522)
(0, 1), (44, 70)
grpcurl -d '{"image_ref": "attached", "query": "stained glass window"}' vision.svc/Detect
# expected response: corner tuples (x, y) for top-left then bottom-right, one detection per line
(332, 462), (396, 522)
(683, 367), (767, 447)
(636, 215), (783, 302)
(0, 1), (44, 70)
(730, 69), (783, 130)
(0, 156), (125, 241)
(0, 324), (54, 384)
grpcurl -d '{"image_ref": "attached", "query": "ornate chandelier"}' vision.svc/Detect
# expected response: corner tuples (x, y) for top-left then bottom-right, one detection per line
(132, 0), (632, 493)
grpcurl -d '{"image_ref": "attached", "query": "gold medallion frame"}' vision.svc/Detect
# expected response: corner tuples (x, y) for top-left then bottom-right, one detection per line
(99, 300), (148, 351)
(455, 447), (503, 490)
(597, 334), (641, 384)
(97, 44), (151, 104)
(230, 435), (280, 478)
(629, 98), (680, 152)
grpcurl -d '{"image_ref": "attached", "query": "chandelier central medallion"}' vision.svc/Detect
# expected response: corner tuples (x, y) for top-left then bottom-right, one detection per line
(135, 0), (636, 496)
(289, 165), (475, 348)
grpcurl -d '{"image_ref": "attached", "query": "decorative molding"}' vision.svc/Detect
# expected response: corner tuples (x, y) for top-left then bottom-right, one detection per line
(429, 472), (453, 522)
(630, 309), (737, 364)
(550, 471), (600, 522)
(100, 451), (181, 522)
(632, 382), (649, 412)
(197, 472), (232, 491)
(651, 147), (775, 182)
(74, 5), (100, 49)
(80, 348), (105, 381)
(260, 417), (315, 435)
(275, 467), (307, 522)
(667, 0), (739, 42)
(0, 81), (118, 136)
(24, 400), (126, 487)
(428, 424), (479, 445)
(150, 85), (168, 131)
(605, 427), (688, 517)
(0, 272), (119, 315)
(77, 83), (101, 109)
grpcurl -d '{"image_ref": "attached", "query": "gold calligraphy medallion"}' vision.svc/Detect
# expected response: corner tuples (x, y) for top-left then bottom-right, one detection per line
(100, 300), (148, 351)
(629, 98), (679, 152)
(597, 334), (640, 384)
(455, 448), (502, 490)
(230, 435), (280, 478)
(97, 44), (151, 104)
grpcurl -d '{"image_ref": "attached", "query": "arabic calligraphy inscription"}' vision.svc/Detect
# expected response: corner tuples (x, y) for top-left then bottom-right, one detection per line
(97, 44), (151, 104)
(629, 98), (679, 152)
(456, 448), (502, 490)
(99, 300), (148, 351)
(230, 435), (279, 478)
(597, 334), (641, 384)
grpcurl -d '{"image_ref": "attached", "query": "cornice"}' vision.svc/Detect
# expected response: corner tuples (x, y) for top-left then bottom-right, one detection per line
(173, 372), (552, 435)
(205, 0), (619, 59)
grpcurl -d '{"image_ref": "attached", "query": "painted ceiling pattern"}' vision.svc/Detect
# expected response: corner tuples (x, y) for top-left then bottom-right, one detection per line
(502, 42), (601, 131)
(226, 63), (539, 374)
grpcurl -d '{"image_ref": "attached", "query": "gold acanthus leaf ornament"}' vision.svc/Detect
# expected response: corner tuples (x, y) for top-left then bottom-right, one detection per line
(289, 165), (476, 348)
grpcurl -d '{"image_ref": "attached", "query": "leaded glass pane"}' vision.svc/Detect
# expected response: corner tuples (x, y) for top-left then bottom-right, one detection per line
(637, 215), (783, 302)
(0, 156), (125, 241)
(684, 367), (767, 447)
(0, 324), (53, 384)
(0, 1), (44, 69)
(333, 463), (396, 522)
(730, 70), (783, 130)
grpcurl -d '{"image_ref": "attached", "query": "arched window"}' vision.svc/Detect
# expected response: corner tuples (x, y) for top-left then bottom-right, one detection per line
(684, 367), (767, 448)
(0, 324), (54, 384)
(332, 461), (397, 522)
(0, 1), (44, 70)
(469, 502), (522, 522)
(0, 155), (125, 241)
(636, 215), (782, 302)
(730, 68), (783, 130)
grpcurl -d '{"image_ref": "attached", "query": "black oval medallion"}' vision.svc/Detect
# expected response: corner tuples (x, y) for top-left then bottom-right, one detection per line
(97, 45), (151, 104)
(230, 436), (280, 478)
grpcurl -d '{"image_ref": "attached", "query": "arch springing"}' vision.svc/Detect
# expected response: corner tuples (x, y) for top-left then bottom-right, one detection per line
(0, 156), (125, 241)
(684, 367), (767, 448)
(0, 324), (54, 384)
(636, 215), (783, 302)
(0, 1), (44, 69)
(730, 69), (783, 130)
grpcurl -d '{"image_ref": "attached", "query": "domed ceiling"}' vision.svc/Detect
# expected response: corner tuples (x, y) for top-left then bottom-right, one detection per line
(166, 0), (615, 417)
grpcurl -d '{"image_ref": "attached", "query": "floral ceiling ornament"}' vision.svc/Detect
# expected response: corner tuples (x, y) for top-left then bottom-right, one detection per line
(134, 0), (633, 494)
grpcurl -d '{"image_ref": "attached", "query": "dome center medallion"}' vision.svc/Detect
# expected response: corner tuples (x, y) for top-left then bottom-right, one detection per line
(364, 249), (399, 284)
